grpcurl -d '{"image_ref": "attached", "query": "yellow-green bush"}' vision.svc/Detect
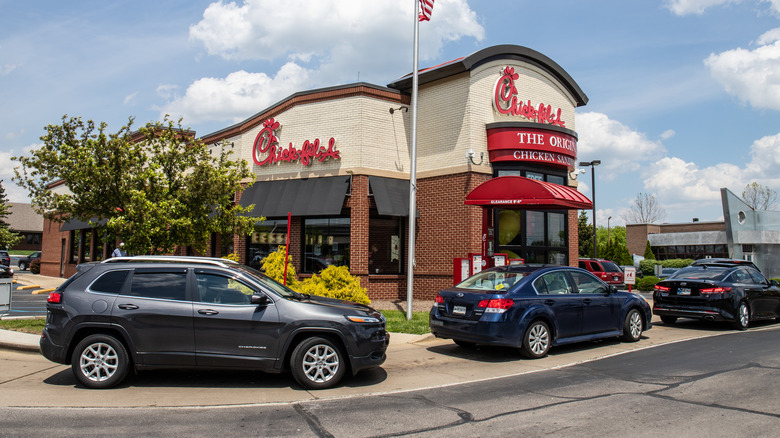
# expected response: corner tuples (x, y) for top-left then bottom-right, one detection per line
(261, 246), (299, 287)
(223, 253), (240, 263)
(259, 246), (371, 305)
(297, 265), (371, 305)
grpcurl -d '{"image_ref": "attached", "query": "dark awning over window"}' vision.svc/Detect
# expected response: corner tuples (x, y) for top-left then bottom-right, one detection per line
(369, 176), (414, 217)
(239, 176), (351, 217)
(465, 176), (592, 210)
(60, 217), (107, 232)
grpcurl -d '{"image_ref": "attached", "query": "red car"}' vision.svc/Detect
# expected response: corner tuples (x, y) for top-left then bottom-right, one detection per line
(579, 258), (624, 285)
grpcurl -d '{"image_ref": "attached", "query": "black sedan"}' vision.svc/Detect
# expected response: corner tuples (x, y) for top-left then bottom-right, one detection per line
(0, 264), (12, 278)
(653, 259), (780, 330)
(16, 251), (41, 271)
(429, 265), (652, 358)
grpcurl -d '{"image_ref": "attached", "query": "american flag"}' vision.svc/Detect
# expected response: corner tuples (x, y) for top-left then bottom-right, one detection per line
(419, 0), (434, 21)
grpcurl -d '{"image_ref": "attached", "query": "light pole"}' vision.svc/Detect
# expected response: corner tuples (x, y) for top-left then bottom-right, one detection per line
(579, 160), (601, 258)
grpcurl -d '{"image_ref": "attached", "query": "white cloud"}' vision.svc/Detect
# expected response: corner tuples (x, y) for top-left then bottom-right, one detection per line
(0, 143), (38, 202)
(189, 0), (483, 64)
(664, 0), (743, 15)
(660, 129), (676, 140)
(705, 35), (780, 110)
(166, 0), (484, 128)
(156, 63), (312, 125)
(123, 92), (138, 105)
(575, 112), (666, 181)
(0, 64), (17, 75)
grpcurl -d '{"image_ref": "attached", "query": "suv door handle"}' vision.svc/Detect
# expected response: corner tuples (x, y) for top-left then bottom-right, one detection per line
(198, 309), (219, 315)
(544, 300), (555, 306)
(117, 304), (139, 310)
(583, 299), (592, 304)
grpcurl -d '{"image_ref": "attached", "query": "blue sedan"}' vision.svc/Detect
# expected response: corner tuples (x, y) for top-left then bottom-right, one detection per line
(429, 265), (652, 358)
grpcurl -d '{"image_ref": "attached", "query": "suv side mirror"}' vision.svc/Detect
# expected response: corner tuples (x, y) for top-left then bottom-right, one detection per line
(771, 280), (780, 287)
(251, 294), (272, 306)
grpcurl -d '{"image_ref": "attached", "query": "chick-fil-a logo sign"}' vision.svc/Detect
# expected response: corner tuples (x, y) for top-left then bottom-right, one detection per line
(252, 118), (341, 167)
(493, 66), (565, 127)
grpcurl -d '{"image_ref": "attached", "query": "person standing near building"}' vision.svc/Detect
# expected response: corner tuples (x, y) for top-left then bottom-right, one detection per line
(112, 242), (127, 258)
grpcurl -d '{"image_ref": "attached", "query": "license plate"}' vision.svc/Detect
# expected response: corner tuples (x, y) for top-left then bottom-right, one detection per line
(453, 305), (467, 316)
(677, 288), (691, 295)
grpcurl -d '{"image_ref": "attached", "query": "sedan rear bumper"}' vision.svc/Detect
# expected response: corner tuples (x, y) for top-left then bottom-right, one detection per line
(653, 303), (735, 322)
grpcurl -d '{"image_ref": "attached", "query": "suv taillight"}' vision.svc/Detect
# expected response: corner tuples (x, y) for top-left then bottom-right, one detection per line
(47, 292), (61, 304)
(476, 299), (514, 313)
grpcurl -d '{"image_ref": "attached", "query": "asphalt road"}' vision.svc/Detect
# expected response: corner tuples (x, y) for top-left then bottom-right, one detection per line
(2, 323), (779, 437)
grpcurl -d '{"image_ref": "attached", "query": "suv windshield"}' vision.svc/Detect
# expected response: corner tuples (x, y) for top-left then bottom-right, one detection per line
(234, 264), (299, 298)
(601, 261), (621, 272)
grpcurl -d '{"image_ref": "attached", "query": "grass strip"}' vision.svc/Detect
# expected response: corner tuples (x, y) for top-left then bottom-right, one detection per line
(379, 310), (430, 335)
(0, 318), (46, 335)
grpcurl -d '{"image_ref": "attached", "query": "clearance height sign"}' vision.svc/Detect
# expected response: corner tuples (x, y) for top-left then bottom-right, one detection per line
(486, 127), (577, 170)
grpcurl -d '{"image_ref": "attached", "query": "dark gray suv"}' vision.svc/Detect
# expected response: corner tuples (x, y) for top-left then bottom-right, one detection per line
(40, 256), (389, 389)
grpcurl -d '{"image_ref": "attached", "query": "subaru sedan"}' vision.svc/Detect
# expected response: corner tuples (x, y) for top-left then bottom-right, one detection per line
(429, 265), (651, 358)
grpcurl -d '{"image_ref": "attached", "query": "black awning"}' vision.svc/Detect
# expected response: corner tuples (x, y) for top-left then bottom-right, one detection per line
(369, 176), (414, 217)
(239, 176), (351, 217)
(60, 217), (107, 232)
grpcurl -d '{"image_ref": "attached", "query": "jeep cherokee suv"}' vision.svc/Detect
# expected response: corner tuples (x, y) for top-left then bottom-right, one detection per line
(40, 256), (389, 389)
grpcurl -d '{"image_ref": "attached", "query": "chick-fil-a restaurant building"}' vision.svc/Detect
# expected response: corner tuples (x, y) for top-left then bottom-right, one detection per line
(43, 45), (591, 301)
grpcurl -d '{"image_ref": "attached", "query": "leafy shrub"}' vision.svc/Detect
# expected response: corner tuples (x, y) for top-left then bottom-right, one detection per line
(259, 246), (370, 305)
(261, 246), (299, 287)
(636, 275), (659, 291)
(223, 253), (239, 263)
(638, 258), (693, 276)
(297, 265), (371, 305)
(30, 259), (41, 275)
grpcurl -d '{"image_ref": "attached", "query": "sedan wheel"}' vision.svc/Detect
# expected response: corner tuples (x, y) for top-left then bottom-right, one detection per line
(18, 262), (26, 271)
(733, 301), (750, 331)
(71, 334), (130, 389)
(622, 309), (643, 342)
(291, 337), (346, 390)
(521, 320), (551, 359)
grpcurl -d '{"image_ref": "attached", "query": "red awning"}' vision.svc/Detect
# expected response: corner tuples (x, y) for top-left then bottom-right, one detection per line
(465, 176), (592, 209)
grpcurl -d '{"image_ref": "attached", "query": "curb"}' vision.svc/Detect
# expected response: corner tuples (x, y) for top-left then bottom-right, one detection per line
(31, 288), (55, 295)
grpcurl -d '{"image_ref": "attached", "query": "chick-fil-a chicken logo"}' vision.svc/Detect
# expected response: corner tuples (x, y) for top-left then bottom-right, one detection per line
(493, 66), (565, 127)
(252, 118), (341, 167)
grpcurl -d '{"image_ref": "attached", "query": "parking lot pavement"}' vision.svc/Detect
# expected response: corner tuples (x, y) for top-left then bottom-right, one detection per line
(0, 313), (753, 409)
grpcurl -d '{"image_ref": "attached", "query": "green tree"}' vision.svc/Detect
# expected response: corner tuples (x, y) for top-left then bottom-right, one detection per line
(0, 180), (22, 249)
(643, 240), (655, 259)
(578, 210), (593, 257)
(742, 181), (777, 210)
(13, 115), (257, 255)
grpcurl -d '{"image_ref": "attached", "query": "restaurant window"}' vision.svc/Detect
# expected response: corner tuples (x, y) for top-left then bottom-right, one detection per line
(69, 230), (80, 263)
(369, 213), (404, 274)
(496, 209), (568, 265)
(496, 166), (566, 186)
(247, 220), (288, 270)
(303, 217), (350, 273)
(93, 230), (105, 262)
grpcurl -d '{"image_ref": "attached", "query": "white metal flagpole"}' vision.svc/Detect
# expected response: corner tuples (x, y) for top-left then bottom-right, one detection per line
(406, 0), (421, 320)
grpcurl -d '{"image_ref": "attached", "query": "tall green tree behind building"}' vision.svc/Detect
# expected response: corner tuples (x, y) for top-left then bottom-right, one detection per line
(0, 180), (22, 249)
(13, 115), (257, 255)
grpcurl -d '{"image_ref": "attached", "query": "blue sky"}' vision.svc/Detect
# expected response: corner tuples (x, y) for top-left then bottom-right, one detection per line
(3, 0), (780, 227)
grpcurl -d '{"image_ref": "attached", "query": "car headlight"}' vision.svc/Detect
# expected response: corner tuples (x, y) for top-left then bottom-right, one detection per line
(346, 315), (382, 323)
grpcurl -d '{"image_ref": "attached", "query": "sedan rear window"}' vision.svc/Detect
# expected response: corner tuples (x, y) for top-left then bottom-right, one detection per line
(456, 271), (528, 291)
(670, 266), (728, 281)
